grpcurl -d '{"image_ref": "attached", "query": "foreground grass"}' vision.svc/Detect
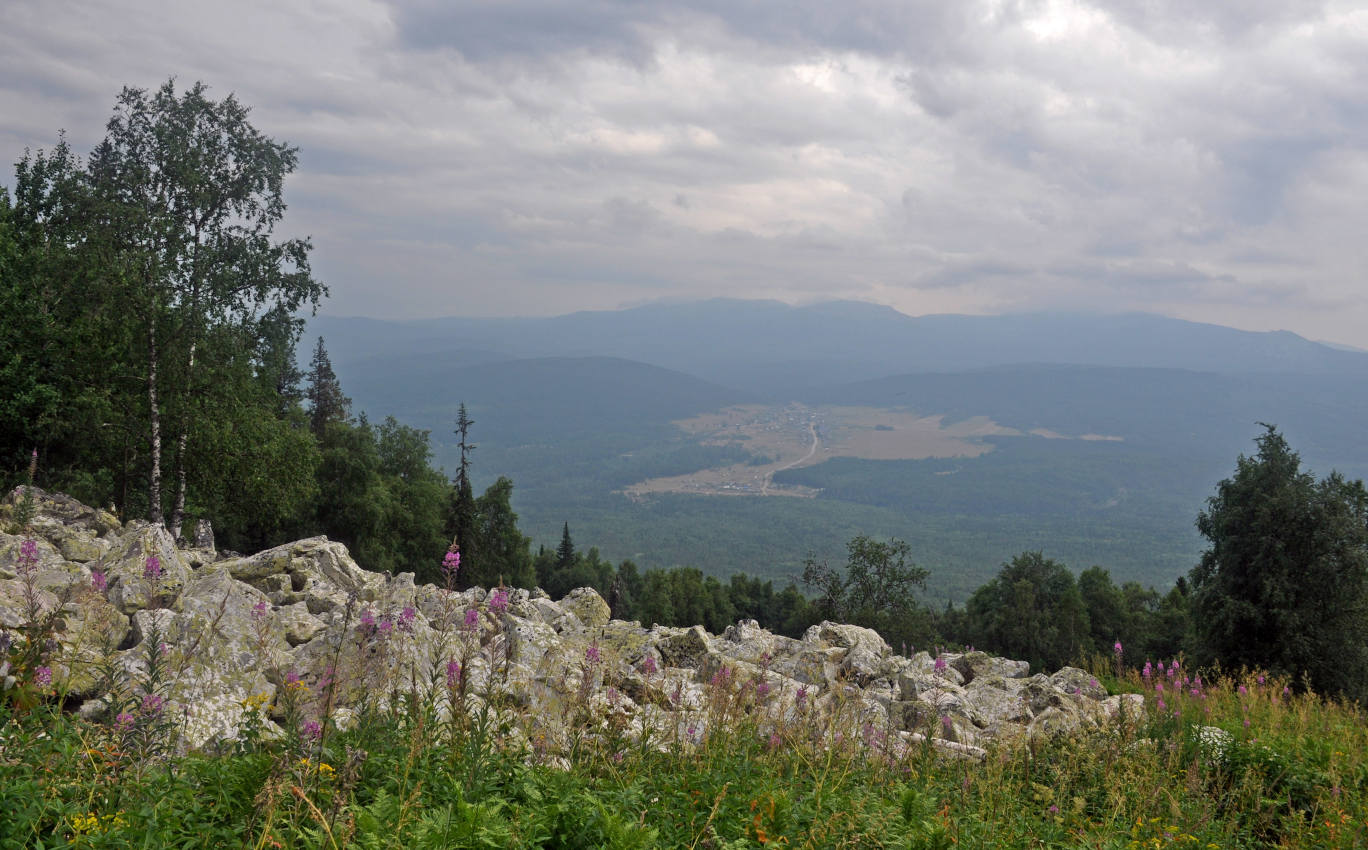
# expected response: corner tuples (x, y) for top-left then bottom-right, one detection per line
(3, 665), (1365, 849)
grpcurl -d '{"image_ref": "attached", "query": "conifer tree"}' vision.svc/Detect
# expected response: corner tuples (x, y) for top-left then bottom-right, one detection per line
(306, 336), (350, 436)
(556, 522), (576, 572)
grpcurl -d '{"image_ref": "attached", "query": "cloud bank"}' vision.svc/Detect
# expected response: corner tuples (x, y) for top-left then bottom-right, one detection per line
(2, 0), (1365, 345)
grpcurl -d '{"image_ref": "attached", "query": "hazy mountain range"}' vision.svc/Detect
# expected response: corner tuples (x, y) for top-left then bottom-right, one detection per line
(305, 301), (1368, 598)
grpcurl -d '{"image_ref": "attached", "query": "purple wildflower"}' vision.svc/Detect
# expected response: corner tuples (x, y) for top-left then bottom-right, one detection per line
(285, 669), (302, 688)
(933, 656), (947, 672)
(492, 585), (514, 613)
(796, 685), (808, 708)
(377, 618), (394, 637)
(90, 568), (107, 593)
(446, 658), (462, 688)
(941, 715), (953, 733)
(585, 644), (602, 664)
(642, 656), (658, 675)
(116, 712), (135, 728)
(358, 609), (376, 635)
(35, 666), (52, 686)
(463, 608), (480, 630)
(143, 554), (162, 581)
(1142, 661), (1152, 679)
(1257, 675), (1265, 685)
(251, 600), (269, 620)
(1048, 805), (1060, 815)
(756, 681), (771, 699)
(141, 693), (164, 715)
(1156, 697), (1166, 711)
(1238, 684), (1248, 695)
(1113, 640), (1123, 655)
(442, 548), (461, 580)
(398, 606), (416, 632)
(17, 539), (38, 575)
(300, 720), (323, 742)
(768, 732), (782, 750)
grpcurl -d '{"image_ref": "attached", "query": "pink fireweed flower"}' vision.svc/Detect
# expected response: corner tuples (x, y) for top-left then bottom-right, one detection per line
(17, 539), (38, 575)
(285, 669), (302, 688)
(768, 732), (782, 750)
(358, 609), (376, 635)
(642, 656), (658, 675)
(463, 608), (480, 630)
(585, 644), (602, 664)
(933, 656), (947, 672)
(1156, 697), (1167, 711)
(755, 681), (771, 699)
(796, 686), (809, 708)
(1238, 685), (1248, 695)
(251, 600), (269, 620)
(441, 548), (460, 578)
(377, 618), (394, 637)
(1113, 640), (1123, 655)
(143, 554), (162, 581)
(398, 606), (416, 632)
(446, 658), (462, 688)
(488, 588), (509, 614)
(1142, 661), (1153, 679)
(141, 693), (164, 715)
(35, 666), (52, 686)
(90, 568), (107, 593)
(116, 712), (135, 728)
(1257, 675), (1265, 685)
(300, 720), (323, 742)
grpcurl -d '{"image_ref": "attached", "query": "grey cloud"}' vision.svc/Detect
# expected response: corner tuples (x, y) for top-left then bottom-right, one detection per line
(389, 0), (975, 63)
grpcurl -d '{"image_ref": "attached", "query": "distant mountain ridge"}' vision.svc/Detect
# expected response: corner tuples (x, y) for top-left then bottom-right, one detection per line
(309, 300), (1368, 394)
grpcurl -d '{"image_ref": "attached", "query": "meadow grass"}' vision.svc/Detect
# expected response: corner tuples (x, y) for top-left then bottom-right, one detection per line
(3, 649), (1365, 849)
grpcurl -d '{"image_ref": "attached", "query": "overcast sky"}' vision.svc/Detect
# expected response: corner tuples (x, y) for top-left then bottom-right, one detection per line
(3, 0), (1366, 346)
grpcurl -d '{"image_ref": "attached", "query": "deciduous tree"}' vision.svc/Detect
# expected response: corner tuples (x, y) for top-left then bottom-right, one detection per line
(1190, 425), (1368, 700)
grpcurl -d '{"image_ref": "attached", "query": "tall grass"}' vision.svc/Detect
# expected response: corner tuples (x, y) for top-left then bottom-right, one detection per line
(3, 628), (1365, 848)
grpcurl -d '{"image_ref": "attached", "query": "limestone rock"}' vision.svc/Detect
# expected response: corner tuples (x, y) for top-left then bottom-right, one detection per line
(559, 586), (611, 629)
(100, 522), (192, 614)
(0, 487), (1155, 758)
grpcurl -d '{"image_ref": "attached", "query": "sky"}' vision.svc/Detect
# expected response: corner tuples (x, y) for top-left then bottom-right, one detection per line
(2, 0), (1366, 347)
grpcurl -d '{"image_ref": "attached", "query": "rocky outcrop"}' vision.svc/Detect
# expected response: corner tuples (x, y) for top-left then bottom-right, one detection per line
(0, 487), (1145, 759)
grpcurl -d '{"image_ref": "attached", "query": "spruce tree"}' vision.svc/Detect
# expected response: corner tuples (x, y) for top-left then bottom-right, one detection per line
(556, 522), (576, 572)
(306, 337), (350, 436)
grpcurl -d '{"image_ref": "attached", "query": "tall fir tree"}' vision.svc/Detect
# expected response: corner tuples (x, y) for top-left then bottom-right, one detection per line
(556, 522), (576, 572)
(306, 336), (350, 436)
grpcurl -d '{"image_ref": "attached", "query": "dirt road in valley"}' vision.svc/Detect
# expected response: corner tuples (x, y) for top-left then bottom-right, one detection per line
(761, 421), (818, 495)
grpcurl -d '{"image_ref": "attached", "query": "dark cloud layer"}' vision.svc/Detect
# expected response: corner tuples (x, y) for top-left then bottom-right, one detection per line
(2, 0), (1366, 346)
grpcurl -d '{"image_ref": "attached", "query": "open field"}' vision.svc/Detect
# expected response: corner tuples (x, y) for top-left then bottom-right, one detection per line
(624, 403), (1121, 498)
